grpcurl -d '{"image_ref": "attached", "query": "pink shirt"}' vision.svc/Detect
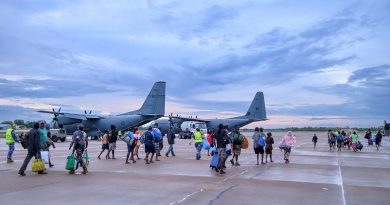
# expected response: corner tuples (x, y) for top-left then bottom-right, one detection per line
(279, 135), (296, 146)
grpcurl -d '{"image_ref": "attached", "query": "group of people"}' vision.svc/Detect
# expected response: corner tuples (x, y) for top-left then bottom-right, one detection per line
(313, 129), (384, 152)
(202, 125), (297, 175)
(97, 123), (174, 165)
(3, 121), (88, 176)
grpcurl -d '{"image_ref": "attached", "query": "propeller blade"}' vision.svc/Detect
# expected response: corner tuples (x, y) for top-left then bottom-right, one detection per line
(89, 110), (92, 114)
(58, 107), (61, 112)
(85, 110), (87, 114)
(52, 108), (55, 112)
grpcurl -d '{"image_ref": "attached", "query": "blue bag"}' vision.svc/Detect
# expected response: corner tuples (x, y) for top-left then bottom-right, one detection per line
(203, 139), (211, 150)
(152, 128), (163, 142)
(258, 136), (265, 147)
(210, 148), (219, 168)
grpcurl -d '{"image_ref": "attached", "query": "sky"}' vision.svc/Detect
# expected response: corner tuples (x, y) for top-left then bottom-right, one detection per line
(0, 0), (389, 128)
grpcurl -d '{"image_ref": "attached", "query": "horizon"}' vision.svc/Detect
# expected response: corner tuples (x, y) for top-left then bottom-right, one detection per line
(0, 0), (389, 128)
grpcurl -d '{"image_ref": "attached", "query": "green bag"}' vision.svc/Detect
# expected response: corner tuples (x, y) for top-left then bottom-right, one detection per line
(66, 154), (76, 171)
(83, 151), (90, 166)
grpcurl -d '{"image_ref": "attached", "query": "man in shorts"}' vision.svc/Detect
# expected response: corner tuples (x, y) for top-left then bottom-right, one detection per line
(107, 125), (118, 160)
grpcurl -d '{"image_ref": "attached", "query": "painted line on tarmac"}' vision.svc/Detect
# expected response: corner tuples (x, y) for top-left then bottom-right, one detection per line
(169, 188), (205, 205)
(337, 159), (347, 205)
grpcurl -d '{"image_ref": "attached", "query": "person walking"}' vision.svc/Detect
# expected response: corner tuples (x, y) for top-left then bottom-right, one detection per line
(144, 126), (155, 164)
(337, 131), (344, 151)
(165, 128), (176, 157)
(206, 130), (214, 156)
(193, 128), (204, 160)
(106, 125), (118, 159)
(327, 130), (336, 151)
(230, 126), (243, 166)
(252, 127), (265, 165)
(213, 124), (228, 174)
(279, 131), (296, 164)
(5, 124), (18, 163)
(312, 133), (318, 149)
(98, 129), (109, 159)
(69, 125), (88, 174)
(125, 128), (137, 164)
(44, 123), (55, 167)
(18, 122), (47, 176)
(265, 132), (274, 163)
(375, 130), (383, 150)
(364, 129), (372, 146)
(133, 127), (141, 160)
(351, 131), (359, 152)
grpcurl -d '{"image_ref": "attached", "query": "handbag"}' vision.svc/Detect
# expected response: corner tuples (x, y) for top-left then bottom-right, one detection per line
(241, 136), (249, 149)
(40, 151), (49, 164)
(32, 159), (45, 172)
(66, 154), (76, 171)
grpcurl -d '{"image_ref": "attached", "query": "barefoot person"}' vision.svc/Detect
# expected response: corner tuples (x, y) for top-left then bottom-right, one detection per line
(144, 127), (155, 164)
(97, 129), (109, 159)
(265, 132), (274, 163)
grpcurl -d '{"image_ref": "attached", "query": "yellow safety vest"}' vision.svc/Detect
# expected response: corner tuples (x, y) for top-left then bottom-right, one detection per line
(5, 128), (15, 144)
(194, 131), (203, 143)
(118, 130), (122, 136)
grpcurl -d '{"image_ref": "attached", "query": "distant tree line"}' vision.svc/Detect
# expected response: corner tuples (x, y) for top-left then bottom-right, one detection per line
(241, 127), (379, 132)
(1, 120), (38, 128)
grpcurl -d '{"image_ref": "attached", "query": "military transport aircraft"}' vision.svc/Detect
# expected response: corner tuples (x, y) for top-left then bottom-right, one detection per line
(154, 91), (267, 134)
(38, 81), (166, 139)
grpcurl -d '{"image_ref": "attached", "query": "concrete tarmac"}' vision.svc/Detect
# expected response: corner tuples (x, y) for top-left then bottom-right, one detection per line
(0, 131), (389, 205)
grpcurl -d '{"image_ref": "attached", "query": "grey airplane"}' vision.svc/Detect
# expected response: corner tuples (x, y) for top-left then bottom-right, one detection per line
(38, 81), (166, 139)
(154, 91), (267, 134)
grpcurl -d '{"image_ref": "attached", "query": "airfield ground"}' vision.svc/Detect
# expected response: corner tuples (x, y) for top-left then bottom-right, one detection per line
(0, 131), (389, 205)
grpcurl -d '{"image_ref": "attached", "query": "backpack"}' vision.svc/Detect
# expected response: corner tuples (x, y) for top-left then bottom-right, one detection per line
(233, 133), (244, 145)
(140, 133), (146, 144)
(21, 133), (29, 149)
(258, 136), (265, 147)
(337, 134), (343, 141)
(152, 128), (163, 142)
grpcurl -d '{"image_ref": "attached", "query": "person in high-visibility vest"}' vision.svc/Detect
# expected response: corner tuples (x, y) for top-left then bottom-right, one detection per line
(194, 128), (204, 160)
(5, 124), (18, 163)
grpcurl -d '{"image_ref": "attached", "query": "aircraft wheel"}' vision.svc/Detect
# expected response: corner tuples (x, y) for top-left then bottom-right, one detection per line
(60, 137), (66, 142)
(52, 135), (59, 142)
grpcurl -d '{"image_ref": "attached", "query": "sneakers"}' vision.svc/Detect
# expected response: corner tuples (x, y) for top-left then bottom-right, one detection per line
(7, 159), (13, 163)
(235, 162), (240, 166)
(38, 171), (48, 175)
(230, 159), (234, 165)
(219, 169), (226, 174)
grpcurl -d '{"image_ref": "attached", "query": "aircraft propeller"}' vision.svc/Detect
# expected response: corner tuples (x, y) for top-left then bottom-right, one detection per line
(50, 107), (61, 128)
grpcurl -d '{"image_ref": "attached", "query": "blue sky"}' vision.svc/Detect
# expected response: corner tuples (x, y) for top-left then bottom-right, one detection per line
(0, 0), (389, 128)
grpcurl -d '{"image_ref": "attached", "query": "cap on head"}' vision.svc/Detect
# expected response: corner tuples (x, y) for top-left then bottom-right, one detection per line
(148, 126), (153, 131)
(111, 125), (116, 130)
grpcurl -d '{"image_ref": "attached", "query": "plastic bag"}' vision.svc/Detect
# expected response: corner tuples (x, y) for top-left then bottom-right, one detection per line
(202, 139), (211, 150)
(66, 154), (76, 171)
(40, 151), (49, 164)
(32, 159), (45, 172)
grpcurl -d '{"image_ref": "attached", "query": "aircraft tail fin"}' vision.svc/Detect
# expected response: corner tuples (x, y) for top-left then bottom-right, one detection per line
(234, 92), (267, 120)
(120, 81), (166, 116)
(138, 81), (166, 115)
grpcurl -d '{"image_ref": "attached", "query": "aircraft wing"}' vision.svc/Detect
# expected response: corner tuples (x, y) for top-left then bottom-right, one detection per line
(169, 116), (209, 122)
(38, 110), (104, 120)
